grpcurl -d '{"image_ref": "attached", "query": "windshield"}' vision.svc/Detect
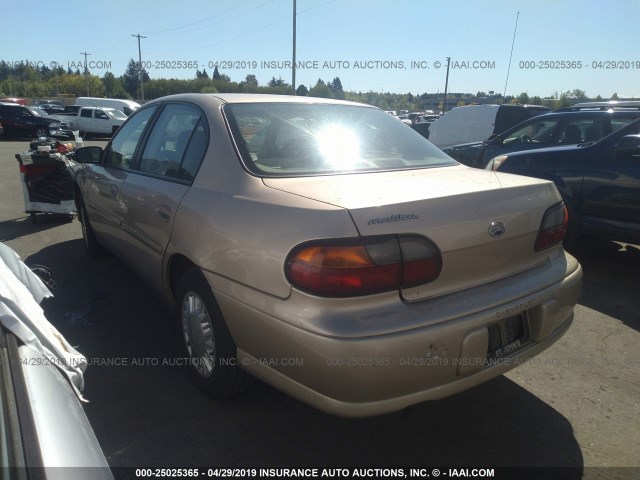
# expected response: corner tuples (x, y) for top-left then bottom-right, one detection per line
(27, 107), (48, 118)
(106, 108), (127, 120)
(225, 103), (456, 177)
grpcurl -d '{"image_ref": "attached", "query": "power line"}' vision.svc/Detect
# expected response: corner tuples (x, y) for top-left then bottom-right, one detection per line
(145, 0), (273, 38)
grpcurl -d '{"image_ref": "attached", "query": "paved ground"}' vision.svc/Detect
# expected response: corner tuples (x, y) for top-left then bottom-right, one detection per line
(0, 139), (639, 478)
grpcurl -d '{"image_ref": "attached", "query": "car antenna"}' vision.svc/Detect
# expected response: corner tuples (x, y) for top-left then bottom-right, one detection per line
(502, 11), (520, 103)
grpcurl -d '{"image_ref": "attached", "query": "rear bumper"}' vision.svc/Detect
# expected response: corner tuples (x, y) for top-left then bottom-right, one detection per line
(209, 251), (582, 417)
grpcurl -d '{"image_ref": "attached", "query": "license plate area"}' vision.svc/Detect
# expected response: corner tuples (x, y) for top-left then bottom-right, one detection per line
(486, 314), (531, 359)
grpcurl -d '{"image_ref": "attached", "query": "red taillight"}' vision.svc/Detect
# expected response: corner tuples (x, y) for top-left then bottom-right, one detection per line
(535, 202), (569, 251)
(285, 236), (442, 297)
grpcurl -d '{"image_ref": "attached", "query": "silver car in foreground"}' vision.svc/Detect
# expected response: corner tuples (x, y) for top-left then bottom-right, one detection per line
(73, 94), (582, 417)
(0, 243), (113, 478)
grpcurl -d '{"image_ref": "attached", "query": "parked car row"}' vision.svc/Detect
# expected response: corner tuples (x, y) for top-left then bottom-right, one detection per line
(0, 103), (73, 139)
(435, 101), (640, 246)
(0, 97), (141, 140)
(428, 104), (551, 148)
(443, 106), (640, 168)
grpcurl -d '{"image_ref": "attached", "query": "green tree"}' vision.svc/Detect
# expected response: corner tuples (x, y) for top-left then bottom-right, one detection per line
(122, 59), (150, 99)
(569, 89), (588, 102)
(101, 72), (128, 98)
(309, 79), (333, 98)
(295, 84), (309, 96)
(212, 66), (221, 80)
(516, 92), (530, 104)
(329, 77), (344, 99)
(245, 74), (259, 86)
(268, 76), (287, 87)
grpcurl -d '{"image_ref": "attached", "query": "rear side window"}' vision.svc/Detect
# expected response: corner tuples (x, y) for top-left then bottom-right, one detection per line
(80, 109), (92, 118)
(137, 103), (207, 182)
(608, 116), (640, 136)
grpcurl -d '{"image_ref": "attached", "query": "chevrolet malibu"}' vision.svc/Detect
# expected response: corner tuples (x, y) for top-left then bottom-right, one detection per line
(73, 94), (582, 417)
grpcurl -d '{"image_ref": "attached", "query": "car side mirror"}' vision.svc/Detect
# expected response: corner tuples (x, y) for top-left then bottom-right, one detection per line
(75, 146), (102, 164)
(613, 134), (640, 158)
(487, 133), (503, 145)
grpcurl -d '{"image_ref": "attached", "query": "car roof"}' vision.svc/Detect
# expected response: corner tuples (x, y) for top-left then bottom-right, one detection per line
(535, 109), (640, 118)
(502, 116), (640, 156)
(145, 93), (372, 108)
(555, 101), (640, 112)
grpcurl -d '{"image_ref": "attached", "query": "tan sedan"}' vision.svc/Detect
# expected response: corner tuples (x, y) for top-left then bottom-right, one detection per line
(73, 94), (582, 417)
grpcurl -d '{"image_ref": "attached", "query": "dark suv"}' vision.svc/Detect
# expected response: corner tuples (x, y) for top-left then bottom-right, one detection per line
(0, 103), (64, 138)
(487, 118), (640, 245)
(443, 106), (640, 169)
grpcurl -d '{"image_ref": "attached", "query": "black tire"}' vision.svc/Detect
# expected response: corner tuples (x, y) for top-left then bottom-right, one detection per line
(30, 212), (37, 224)
(34, 127), (48, 138)
(175, 268), (253, 399)
(78, 197), (106, 257)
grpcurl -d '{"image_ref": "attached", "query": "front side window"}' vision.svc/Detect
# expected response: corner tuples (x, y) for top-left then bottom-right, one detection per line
(503, 118), (561, 145)
(224, 103), (455, 177)
(105, 106), (157, 169)
(95, 110), (109, 120)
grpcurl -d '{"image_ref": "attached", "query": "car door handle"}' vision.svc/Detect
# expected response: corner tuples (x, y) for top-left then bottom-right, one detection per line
(156, 204), (171, 222)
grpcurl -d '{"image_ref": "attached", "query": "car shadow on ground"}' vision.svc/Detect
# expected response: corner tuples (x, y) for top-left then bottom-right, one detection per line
(0, 214), (75, 242)
(567, 238), (640, 332)
(26, 240), (583, 475)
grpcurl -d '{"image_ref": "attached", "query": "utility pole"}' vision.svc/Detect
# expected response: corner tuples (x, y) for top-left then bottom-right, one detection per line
(292, 0), (296, 95)
(80, 51), (91, 96)
(442, 57), (451, 114)
(132, 33), (147, 100)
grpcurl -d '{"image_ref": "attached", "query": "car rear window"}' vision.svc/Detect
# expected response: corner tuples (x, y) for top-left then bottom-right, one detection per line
(224, 103), (455, 177)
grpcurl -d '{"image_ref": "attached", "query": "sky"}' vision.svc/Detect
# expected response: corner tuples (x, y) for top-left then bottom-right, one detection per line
(1, 0), (639, 98)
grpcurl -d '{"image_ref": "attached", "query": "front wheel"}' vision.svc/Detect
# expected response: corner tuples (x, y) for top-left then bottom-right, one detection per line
(34, 127), (48, 138)
(175, 268), (253, 399)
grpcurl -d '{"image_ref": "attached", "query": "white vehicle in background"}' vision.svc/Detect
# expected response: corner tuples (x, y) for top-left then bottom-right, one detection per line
(50, 107), (126, 136)
(75, 97), (141, 116)
(428, 104), (550, 148)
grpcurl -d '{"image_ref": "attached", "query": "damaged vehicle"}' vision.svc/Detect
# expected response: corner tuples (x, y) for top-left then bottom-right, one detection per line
(72, 94), (582, 417)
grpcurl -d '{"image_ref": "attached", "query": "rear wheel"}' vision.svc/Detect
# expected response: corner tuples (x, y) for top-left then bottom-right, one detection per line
(175, 268), (252, 398)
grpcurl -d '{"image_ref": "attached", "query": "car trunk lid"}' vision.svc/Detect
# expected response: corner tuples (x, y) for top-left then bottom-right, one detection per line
(263, 165), (561, 302)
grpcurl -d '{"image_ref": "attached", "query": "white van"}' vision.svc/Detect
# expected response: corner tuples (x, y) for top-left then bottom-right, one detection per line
(74, 97), (141, 116)
(427, 104), (550, 148)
